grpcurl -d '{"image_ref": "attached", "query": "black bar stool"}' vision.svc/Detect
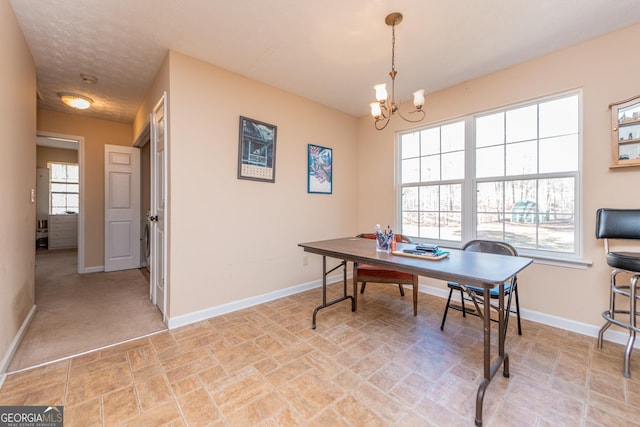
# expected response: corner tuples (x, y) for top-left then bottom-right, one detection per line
(595, 208), (640, 378)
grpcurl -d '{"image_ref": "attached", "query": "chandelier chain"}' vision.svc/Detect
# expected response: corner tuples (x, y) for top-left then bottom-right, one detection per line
(391, 22), (396, 74)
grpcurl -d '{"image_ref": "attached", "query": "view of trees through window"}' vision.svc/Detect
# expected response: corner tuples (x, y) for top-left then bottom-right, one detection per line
(399, 92), (580, 254)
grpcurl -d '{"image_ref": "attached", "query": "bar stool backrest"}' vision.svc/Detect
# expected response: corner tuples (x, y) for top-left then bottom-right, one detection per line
(596, 208), (640, 241)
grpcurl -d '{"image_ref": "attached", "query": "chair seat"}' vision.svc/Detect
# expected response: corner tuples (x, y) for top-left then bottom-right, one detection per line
(447, 281), (513, 297)
(357, 263), (414, 281)
(606, 251), (640, 272)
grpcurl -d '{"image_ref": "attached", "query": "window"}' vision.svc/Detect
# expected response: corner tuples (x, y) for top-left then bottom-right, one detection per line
(400, 121), (465, 241)
(49, 162), (79, 214)
(399, 91), (581, 256)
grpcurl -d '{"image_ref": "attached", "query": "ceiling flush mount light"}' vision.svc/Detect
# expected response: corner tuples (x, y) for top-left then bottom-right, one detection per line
(58, 92), (93, 110)
(370, 12), (425, 131)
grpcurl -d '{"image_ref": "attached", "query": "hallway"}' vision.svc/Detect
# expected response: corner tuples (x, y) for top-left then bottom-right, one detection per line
(7, 249), (166, 372)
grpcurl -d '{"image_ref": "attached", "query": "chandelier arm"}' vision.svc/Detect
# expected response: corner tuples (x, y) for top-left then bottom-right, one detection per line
(396, 108), (426, 123)
(379, 103), (392, 119)
(375, 117), (391, 131)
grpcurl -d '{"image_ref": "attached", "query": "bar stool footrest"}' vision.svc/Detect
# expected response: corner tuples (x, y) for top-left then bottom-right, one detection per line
(601, 310), (640, 332)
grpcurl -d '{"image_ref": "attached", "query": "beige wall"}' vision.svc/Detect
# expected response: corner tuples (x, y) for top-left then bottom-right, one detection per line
(36, 146), (78, 168)
(0, 3), (36, 371)
(164, 51), (359, 318)
(357, 24), (640, 327)
(133, 53), (170, 141)
(37, 109), (133, 268)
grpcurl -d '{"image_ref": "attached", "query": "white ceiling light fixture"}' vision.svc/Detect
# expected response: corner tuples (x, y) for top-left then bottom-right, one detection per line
(58, 92), (93, 110)
(370, 13), (425, 131)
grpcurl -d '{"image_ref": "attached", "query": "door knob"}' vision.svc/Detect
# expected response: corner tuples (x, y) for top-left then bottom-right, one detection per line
(149, 215), (158, 222)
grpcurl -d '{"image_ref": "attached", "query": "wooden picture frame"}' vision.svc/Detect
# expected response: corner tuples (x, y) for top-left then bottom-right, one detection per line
(237, 116), (277, 182)
(307, 144), (332, 194)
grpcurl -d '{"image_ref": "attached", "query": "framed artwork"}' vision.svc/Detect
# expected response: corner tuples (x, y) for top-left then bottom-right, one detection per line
(237, 116), (277, 182)
(307, 144), (332, 194)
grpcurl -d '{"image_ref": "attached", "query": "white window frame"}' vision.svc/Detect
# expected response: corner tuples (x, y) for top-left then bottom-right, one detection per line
(397, 90), (586, 266)
(48, 161), (80, 215)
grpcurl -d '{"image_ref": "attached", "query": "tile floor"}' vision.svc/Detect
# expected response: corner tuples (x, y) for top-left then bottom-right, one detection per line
(1, 282), (639, 426)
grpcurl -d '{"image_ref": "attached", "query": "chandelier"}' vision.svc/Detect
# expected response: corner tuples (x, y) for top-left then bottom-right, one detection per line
(370, 13), (425, 131)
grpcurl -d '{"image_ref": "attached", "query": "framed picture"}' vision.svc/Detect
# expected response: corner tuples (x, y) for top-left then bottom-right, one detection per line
(237, 116), (277, 182)
(308, 144), (332, 194)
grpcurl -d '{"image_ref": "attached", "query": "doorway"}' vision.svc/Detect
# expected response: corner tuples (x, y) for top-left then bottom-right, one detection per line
(35, 133), (83, 271)
(134, 93), (168, 321)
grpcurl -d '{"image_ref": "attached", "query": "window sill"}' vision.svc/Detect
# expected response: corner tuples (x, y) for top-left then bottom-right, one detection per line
(418, 241), (593, 270)
(518, 252), (592, 269)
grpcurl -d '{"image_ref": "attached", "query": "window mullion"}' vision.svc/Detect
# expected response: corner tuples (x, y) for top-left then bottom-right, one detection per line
(463, 116), (475, 244)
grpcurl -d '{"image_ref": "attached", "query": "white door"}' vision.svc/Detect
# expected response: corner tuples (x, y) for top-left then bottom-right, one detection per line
(104, 145), (141, 272)
(150, 93), (167, 318)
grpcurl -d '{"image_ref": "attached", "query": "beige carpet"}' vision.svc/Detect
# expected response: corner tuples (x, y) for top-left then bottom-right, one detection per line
(7, 249), (166, 372)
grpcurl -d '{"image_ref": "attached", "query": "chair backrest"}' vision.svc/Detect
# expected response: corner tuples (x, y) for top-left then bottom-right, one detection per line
(463, 240), (519, 287)
(595, 208), (640, 240)
(357, 233), (414, 244)
(463, 239), (518, 257)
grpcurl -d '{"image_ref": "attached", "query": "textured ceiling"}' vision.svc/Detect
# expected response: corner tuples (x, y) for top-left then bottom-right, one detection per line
(9, 0), (640, 124)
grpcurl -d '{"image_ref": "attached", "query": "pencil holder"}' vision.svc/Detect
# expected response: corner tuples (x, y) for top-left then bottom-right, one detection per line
(375, 232), (393, 252)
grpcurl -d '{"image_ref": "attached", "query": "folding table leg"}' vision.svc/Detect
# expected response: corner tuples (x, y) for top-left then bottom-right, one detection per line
(475, 283), (508, 427)
(311, 256), (353, 329)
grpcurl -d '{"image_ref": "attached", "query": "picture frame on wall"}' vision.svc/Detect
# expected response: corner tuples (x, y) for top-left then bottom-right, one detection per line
(237, 116), (277, 183)
(307, 144), (332, 194)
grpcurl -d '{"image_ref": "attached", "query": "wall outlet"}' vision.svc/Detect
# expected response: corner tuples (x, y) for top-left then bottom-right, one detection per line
(302, 255), (309, 266)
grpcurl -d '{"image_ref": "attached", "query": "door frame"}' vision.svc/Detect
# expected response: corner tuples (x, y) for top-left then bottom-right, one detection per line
(133, 92), (168, 322)
(133, 123), (151, 270)
(150, 92), (168, 321)
(36, 131), (86, 274)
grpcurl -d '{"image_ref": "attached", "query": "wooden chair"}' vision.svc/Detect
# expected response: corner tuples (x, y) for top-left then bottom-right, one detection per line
(355, 233), (419, 316)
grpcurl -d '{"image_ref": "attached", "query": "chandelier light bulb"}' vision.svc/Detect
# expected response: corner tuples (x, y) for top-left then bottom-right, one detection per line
(370, 102), (382, 118)
(413, 89), (425, 109)
(374, 84), (388, 103)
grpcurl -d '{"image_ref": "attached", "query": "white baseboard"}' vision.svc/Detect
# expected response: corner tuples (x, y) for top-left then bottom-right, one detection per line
(0, 305), (37, 379)
(81, 265), (104, 274)
(167, 272), (349, 329)
(420, 284), (640, 349)
(169, 276), (637, 350)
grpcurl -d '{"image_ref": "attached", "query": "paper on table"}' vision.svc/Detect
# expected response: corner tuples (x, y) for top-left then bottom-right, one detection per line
(392, 250), (449, 261)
